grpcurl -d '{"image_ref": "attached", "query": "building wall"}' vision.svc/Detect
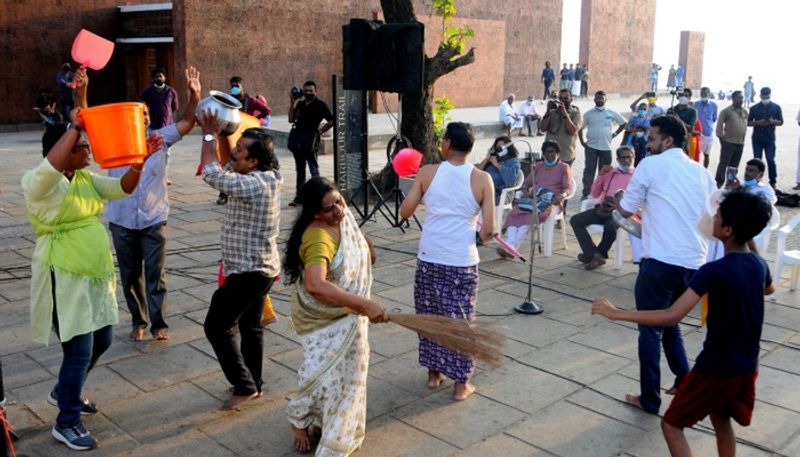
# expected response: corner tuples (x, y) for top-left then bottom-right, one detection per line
(679, 31), (704, 90)
(3, 0), (563, 125)
(0, 0), (156, 125)
(172, 0), (563, 116)
(578, 0), (656, 96)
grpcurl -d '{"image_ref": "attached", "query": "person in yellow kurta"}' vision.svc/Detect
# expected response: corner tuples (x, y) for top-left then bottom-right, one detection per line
(283, 177), (388, 456)
(21, 69), (163, 451)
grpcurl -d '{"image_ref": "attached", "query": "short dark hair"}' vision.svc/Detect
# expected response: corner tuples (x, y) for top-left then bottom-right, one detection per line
(558, 88), (571, 98)
(732, 90), (743, 98)
(230, 76), (243, 85)
(700, 86), (710, 92)
(683, 88), (693, 97)
(541, 140), (560, 153)
(151, 67), (166, 78)
(650, 115), (687, 148)
(718, 190), (772, 245)
(645, 91), (656, 98)
(42, 123), (67, 157)
(241, 128), (279, 171)
(443, 122), (475, 152)
(303, 80), (316, 89)
(760, 87), (771, 96)
(746, 158), (766, 174)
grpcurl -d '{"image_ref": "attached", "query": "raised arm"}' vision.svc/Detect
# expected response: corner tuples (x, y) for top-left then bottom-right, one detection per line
(174, 66), (201, 136)
(592, 287), (700, 327)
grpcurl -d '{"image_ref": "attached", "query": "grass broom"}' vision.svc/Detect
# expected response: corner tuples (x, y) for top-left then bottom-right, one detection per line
(387, 314), (506, 366)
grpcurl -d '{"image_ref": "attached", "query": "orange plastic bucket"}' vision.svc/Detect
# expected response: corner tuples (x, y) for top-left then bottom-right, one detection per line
(79, 102), (146, 169)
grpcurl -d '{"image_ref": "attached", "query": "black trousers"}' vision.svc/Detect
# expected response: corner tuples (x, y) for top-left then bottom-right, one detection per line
(570, 208), (618, 258)
(204, 271), (275, 395)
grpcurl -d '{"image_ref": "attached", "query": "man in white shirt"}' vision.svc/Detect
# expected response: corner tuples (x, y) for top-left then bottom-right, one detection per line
(578, 90), (627, 199)
(615, 115), (716, 415)
(517, 95), (542, 136)
(499, 94), (523, 136)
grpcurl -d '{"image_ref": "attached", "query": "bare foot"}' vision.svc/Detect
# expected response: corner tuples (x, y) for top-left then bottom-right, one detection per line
(129, 328), (145, 341)
(153, 329), (170, 341)
(625, 393), (644, 410)
(665, 387), (678, 395)
(453, 382), (475, 401)
(427, 370), (444, 388)
(292, 425), (312, 453)
(219, 392), (260, 411)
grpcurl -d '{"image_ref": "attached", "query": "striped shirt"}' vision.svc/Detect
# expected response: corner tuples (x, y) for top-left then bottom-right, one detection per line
(202, 162), (283, 276)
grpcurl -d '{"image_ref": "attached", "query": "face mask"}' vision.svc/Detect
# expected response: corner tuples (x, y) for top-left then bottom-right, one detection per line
(230, 86), (242, 96)
(700, 97), (708, 102)
(304, 93), (316, 101)
(647, 97), (656, 104)
(154, 81), (165, 88)
(617, 164), (631, 172)
(638, 109), (647, 117)
(744, 178), (758, 188)
(635, 131), (645, 138)
(544, 157), (559, 167)
(594, 105), (605, 111)
(678, 96), (689, 105)
(760, 98), (770, 105)
(496, 146), (508, 157)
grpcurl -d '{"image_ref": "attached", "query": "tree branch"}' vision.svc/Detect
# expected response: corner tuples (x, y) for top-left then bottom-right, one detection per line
(427, 47), (476, 83)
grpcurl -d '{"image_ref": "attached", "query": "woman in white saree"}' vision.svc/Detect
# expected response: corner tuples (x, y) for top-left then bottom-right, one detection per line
(283, 177), (388, 456)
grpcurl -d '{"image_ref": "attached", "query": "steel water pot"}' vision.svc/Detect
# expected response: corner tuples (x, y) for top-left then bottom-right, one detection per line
(195, 90), (242, 136)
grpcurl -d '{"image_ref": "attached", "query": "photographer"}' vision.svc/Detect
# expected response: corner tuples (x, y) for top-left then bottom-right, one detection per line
(540, 89), (582, 166)
(287, 81), (333, 207)
(478, 136), (523, 204)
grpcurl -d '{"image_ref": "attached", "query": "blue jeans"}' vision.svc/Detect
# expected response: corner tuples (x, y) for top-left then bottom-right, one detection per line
(634, 258), (692, 413)
(110, 222), (168, 332)
(55, 326), (113, 427)
(752, 138), (777, 185)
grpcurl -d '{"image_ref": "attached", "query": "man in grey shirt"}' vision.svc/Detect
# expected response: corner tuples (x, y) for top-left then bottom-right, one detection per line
(578, 91), (627, 199)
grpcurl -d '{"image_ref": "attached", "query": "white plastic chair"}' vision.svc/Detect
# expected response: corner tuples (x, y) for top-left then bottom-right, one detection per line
(540, 177), (577, 257)
(753, 206), (780, 254)
(775, 213), (800, 291)
(495, 171), (525, 230)
(577, 197), (630, 269)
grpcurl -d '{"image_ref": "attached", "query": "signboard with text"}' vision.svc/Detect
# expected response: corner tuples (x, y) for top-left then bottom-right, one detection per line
(332, 75), (367, 199)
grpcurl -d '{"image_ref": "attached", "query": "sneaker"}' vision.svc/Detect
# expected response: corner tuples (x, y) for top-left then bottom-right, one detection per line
(52, 422), (97, 451)
(48, 390), (98, 416)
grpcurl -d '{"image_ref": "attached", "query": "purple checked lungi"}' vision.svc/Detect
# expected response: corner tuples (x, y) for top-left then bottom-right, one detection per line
(414, 259), (479, 383)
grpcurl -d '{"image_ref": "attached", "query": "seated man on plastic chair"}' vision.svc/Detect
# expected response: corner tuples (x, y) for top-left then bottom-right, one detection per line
(570, 147), (635, 270)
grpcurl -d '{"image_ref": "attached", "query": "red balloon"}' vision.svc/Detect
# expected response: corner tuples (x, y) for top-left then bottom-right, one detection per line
(392, 148), (423, 177)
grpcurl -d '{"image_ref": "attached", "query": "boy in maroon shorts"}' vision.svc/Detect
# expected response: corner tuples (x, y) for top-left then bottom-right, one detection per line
(592, 190), (774, 457)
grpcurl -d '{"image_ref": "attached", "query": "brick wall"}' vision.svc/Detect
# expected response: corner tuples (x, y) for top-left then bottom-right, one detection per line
(0, 0), (156, 125)
(679, 31), (704, 90)
(579, 0), (656, 96)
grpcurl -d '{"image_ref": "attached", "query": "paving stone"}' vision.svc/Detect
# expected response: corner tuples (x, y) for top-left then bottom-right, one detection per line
(0, 352), (52, 390)
(121, 429), (239, 457)
(368, 322), (420, 358)
(754, 366), (800, 413)
(199, 397), (296, 457)
(537, 266), (615, 290)
(455, 433), (556, 456)
(506, 401), (648, 457)
(109, 344), (219, 392)
(622, 426), (772, 457)
(567, 321), (641, 359)
(565, 388), (661, 431)
(14, 413), (139, 457)
(371, 263), (418, 287)
(471, 361), (582, 414)
(357, 413), (459, 457)
(760, 346), (800, 375)
(391, 390), (527, 449)
(1, 390), (47, 433)
(493, 314), (580, 348)
(0, 298), (31, 328)
(101, 382), (221, 443)
(733, 400), (800, 451)
(516, 340), (633, 385)
(366, 376), (420, 420)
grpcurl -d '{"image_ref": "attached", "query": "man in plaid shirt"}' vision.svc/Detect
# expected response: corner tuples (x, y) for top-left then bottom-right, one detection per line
(198, 110), (282, 411)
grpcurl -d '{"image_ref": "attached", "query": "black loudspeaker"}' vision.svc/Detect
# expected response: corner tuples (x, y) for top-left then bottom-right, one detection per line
(343, 19), (424, 94)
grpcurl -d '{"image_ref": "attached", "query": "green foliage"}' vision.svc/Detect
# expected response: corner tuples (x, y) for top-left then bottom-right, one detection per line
(433, 95), (454, 143)
(434, 0), (474, 56)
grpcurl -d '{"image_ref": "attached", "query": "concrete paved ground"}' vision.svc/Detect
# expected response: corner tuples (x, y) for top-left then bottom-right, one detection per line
(1, 97), (799, 456)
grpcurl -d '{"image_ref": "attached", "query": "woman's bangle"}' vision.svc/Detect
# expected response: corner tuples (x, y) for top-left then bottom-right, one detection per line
(129, 166), (143, 173)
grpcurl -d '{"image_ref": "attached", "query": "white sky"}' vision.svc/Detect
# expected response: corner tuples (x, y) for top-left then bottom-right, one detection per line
(561, 0), (799, 102)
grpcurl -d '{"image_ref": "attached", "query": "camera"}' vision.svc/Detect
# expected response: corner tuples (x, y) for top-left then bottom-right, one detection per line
(291, 86), (303, 99)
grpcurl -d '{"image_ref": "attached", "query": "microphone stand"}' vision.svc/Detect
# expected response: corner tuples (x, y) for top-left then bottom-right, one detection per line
(508, 139), (544, 315)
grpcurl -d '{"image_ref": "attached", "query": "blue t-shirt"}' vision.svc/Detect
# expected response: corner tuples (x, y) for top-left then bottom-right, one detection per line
(688, 252), (771, 376)
(747, 101), (783, 143)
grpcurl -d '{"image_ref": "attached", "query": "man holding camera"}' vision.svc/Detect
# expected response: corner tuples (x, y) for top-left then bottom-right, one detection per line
(540, 89), (582, 166)
(570, 147), (635, 270)
(287, 81), (333, 207)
